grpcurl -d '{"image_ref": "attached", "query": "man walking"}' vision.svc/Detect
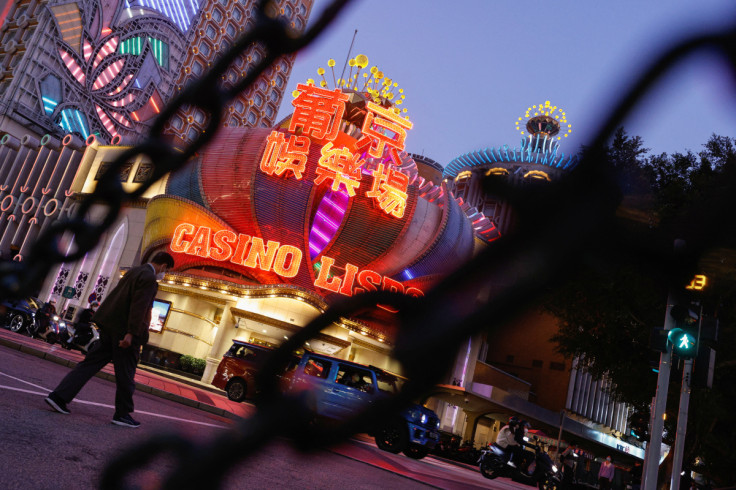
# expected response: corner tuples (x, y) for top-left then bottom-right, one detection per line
(45, 252), (174, 428)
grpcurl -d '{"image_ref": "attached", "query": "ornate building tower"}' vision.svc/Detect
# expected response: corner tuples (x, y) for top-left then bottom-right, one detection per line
(0, 0), (313, 145)
(444, 101), (577, 239)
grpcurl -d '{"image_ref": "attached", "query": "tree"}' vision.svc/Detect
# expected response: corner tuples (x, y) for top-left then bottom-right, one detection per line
(545, 131), (736, 486)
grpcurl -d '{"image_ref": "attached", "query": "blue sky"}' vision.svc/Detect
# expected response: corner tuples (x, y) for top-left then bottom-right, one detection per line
(277, 1), (736, 168)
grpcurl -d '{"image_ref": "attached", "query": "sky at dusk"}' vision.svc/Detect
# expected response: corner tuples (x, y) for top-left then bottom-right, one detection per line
(277, 0), (736, 168)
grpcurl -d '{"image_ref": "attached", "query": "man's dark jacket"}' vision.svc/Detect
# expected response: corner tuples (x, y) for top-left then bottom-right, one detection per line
(93, 263), (158, 346)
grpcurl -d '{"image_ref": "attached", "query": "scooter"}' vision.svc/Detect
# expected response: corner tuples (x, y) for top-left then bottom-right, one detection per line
(29, 314), (63, 345)
(479, 436), (561, 490)
(61, 321), (100, 353)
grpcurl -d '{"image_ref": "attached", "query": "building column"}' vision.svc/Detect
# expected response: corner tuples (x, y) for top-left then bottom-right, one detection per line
(462, 410), (484, 444)
(201, 302), (234, 384)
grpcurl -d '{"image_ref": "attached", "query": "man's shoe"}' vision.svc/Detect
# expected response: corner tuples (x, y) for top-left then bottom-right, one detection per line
(45, 394), (70, 414)
(112, 414), (140, 428)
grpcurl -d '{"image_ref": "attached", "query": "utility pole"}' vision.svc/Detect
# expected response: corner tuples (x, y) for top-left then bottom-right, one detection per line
(643, 239), (686, 490)
(670, 358), (693, 490)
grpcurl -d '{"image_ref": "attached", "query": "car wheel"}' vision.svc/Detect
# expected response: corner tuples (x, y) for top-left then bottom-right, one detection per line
(480, 458), (504, 480)
(539, 476), (560, 490)
(226, 378), (247, 402)
(403, 444), (429, 459)
(375, 419), (408, 454)
(8, 314), (26, 333)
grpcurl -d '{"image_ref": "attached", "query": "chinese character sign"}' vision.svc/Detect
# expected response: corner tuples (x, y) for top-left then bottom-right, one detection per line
(366, 163), (409, 218)
(289, 84), (349, 141)
(260, 131), (310, 179)
(357, 102), (413, 159)
(315, 142), (364, 197)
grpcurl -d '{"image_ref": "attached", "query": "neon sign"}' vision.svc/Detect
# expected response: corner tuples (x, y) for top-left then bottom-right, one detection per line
(169, 222), (423, 298)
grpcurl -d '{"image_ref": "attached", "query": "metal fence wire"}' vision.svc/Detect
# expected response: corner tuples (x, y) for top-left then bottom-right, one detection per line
(1, 0), (735, 488)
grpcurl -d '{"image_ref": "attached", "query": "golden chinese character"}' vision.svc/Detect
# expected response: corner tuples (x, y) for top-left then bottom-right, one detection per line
(260, 130), (310, 179)
(357, 102), (413, 159)
(289, 84), (349, 141)
(366, 163), (409, 218)
(314, 142), (364, 197)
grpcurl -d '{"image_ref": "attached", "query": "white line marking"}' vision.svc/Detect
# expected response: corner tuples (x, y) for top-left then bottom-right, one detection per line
(0, 372), (230, 430)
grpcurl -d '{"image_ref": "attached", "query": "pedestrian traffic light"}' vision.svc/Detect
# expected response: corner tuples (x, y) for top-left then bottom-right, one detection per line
(668, 327), (697, 359)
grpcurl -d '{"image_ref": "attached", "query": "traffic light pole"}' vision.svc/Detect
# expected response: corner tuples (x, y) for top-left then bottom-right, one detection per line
(643, 293), (675, 490)
(670, 359), (693, 490)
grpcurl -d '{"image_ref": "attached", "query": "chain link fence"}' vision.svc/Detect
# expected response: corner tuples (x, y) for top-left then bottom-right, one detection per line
(1, 0), (735, 487)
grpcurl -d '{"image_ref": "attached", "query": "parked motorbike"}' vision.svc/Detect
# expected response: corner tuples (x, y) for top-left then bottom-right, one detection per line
(478, 437), (561, 490)
(29, 314), (64, 345)
(60, 321), (100, 353)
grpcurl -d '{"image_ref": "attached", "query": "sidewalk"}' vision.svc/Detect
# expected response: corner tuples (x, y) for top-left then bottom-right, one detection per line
(0, 328), (253, 420)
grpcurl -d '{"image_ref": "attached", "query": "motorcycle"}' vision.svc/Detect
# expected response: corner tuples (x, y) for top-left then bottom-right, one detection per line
(478, 436), (561, 490)
(29, 314), (64, 345)
(60, 321), (100, 353)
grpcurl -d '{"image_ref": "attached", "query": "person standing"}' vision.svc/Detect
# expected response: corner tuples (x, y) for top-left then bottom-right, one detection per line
(44, 252), (174, 428)
(560, 443), (578, 490)
(598, 456), (615, 490)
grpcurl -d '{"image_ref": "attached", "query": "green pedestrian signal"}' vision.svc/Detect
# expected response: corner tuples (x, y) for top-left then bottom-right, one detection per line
(668, 327), (697, 358)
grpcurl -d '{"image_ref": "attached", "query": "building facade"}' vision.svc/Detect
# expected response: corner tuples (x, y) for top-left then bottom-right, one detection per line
(0, 0), (312, 145)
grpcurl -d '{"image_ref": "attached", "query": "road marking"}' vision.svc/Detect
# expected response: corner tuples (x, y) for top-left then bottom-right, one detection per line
(0, 371), (230, 429)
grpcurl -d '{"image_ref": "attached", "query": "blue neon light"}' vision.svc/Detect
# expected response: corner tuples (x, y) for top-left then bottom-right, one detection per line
(125, 0), (201, 32)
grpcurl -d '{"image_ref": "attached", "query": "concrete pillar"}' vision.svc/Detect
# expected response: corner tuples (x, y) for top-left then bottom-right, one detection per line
(462, 410), (484, 444)
(201, 302), (234, 383)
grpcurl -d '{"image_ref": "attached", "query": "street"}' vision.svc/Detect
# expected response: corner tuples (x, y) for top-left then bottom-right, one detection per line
(0, 342), (523, 489)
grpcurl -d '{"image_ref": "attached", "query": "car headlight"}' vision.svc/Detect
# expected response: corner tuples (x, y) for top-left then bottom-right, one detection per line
(53, 315), (59, 321)
(436, 419), (440, 429)
(60, 322), (66, 328)
(421, 414), (427, 424)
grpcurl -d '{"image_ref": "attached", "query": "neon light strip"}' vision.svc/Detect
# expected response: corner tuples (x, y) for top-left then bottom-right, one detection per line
(73, 110), (89, 139)
(59, 50), (86, 84)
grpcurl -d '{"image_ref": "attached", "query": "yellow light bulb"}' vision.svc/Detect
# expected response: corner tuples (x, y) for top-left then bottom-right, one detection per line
(292, 90), (299, 97)
(355, 54), (368, 67)
(370, 66), (377, 74)
(307, 78), (314, 85)
(348, 58), (356, 66)
(328, 59), (335, 67)
(320, 80), (327, 87)
(317, 67), (325, 75)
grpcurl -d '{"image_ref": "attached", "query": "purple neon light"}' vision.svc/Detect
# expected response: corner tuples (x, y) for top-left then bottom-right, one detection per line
(309, 189), (349, 259)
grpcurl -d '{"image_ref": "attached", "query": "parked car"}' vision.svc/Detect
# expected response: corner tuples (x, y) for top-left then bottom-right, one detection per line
(282, 351), (441, 459)
(1, 296), (41, 334)
(211, 340), (280, 402)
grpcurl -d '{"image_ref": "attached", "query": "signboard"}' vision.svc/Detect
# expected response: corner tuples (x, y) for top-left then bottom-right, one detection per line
(149, 299), (172, 333)
(62, 286), (76, 299)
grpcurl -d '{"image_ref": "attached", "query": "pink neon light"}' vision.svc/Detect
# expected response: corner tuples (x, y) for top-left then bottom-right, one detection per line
(59, 49), (85, 84)
(110, 93), (135, 108)
(83, 39), (93, 61)
(108, 74), (134, 96)
(93, 37), (118, 69)
(92, 59), (124, 90)
(109, 109), (131, 128)
(95, 105), (119, 138)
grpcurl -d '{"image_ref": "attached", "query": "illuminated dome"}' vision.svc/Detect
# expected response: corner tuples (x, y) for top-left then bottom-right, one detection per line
(445, 101), (580, 240)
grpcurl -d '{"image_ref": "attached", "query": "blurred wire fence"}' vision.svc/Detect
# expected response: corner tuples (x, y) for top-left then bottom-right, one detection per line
(1, 0), (735, 488)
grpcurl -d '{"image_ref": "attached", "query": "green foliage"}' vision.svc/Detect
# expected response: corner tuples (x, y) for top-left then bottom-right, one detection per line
(191, 357), (206, 374)
(547, 130), (736, 485)
(179, 354), (193, 371)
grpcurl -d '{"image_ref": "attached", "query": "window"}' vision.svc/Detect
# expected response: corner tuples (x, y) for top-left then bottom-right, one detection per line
(232, 7), (243, 21)
(212, 8), (223, 22)
(193, 110), (205, 124)
(532, 359), (543, 368)
(284, 4), (293, 17)
(304, 358), (331, 379)
(253, 93), (263, 107)
(192, 61), (203, 76)
(265, 105), (274, 118)
(171, 116), (183, 129)
(270, 90), (279, 102)
(187, 127), (199, 141)
(275, 74), (285, 87)
(226, 24), (236, 37)
(199, 42), (211, 57)
(206, 25), (216, 40)
(234, 100), (244, 112)
(336, 365), (374, 393)
(247, 111), (257, 124)
(550, 361), (566, 371)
